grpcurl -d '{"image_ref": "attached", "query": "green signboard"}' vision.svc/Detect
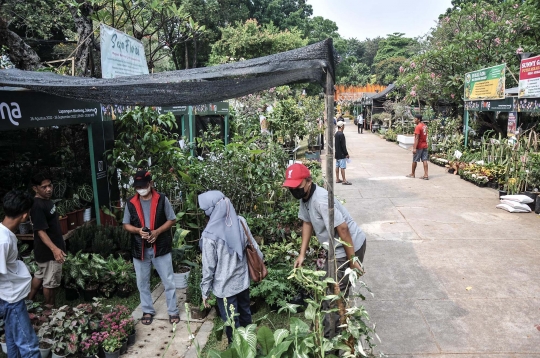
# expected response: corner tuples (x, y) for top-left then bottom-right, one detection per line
(464, 97), (517, 112)
(464, 64), (506, 101)
(0, 89), (102, 131)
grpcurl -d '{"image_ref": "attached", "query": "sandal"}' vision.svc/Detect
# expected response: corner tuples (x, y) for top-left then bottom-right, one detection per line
(342, 181), (352, 185)
(141, 313), (154, 325)
(169, 315), (180, 324)
(336, 180), (343, 183)
(405, 174), (415, 178)
(420, 176), (429, 180)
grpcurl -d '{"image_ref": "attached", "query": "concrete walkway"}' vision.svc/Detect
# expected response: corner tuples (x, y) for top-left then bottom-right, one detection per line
(125, 286), (215, 358)
(333, 123), (540, 357)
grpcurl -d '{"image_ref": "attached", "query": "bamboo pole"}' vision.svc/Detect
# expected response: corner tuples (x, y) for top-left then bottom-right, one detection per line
(325, 65), (336, 338)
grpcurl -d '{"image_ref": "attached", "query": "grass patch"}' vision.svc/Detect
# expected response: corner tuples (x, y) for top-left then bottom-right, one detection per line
(201, 303), (308, 355)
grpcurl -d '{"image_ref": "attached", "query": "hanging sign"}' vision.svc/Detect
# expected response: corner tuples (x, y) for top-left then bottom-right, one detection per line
(464, 64), (506, 101)
(507, 112), (517, 138)
(518, 55), (540, 98)
(100, 24), (149, 78)
(0, 89), (101, 131)
(464, 97), (517, 112)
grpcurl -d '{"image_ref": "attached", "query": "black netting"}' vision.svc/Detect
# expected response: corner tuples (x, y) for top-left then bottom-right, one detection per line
(0, 39), (335, 106)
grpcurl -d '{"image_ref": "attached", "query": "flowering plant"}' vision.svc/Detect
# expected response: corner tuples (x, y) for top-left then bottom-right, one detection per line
(119, 317), (135, 335)
(102, 330), (125, 353)
(80, 332), (105, 356)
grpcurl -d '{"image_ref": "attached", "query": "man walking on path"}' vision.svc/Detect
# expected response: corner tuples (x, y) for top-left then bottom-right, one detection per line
(357, 113), (364, 134)
(1, 190), (40, 358)
(335, 121), (352, 185)
(28, 173), (66, 307)
(122, 170), (179, 326)
(282, 163), (366, 338)
(406, 114), (429, 180)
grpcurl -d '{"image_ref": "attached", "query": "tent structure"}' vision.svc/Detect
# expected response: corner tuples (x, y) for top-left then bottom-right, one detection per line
(0, 40), (335, 107)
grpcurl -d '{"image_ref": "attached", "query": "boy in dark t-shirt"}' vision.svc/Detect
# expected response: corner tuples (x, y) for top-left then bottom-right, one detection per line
(28, 173), (66, 306)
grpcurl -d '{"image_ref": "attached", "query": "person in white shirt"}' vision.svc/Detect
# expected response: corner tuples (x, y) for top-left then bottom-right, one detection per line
(0, 190), (40, 358)
(357, 114), (364, 134)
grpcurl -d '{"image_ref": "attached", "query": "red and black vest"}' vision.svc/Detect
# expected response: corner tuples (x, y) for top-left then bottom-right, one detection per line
(126, 189), (173, 260)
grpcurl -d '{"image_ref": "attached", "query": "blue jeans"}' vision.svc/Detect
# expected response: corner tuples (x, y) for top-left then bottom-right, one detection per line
(0, 298), (40, 358)
(133, 248), (179, 316)
(216, 288), (252, 343)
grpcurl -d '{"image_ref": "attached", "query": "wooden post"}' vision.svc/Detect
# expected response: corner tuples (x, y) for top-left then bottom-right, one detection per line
(325, 66), (337, 338)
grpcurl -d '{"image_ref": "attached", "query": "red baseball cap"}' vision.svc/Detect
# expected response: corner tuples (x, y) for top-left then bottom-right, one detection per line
(282, 163), (311, 188)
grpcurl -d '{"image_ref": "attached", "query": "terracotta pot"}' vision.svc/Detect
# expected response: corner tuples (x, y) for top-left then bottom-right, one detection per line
(66, 211), (78, 230)
(99, 209), (117, 226)
(75, 209), (85, 226)
(58, 216), (69, 235)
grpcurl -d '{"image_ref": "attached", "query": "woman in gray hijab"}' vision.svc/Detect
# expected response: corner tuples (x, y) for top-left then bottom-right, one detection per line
(198, 190), (263, 343)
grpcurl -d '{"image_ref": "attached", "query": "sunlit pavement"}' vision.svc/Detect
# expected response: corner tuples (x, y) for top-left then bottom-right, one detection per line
(329, 122), (540, 357)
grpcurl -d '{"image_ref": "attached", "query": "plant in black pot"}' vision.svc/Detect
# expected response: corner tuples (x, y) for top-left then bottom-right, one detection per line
(91, 227), (114, 258)
(103, 255), (136, 298)
(69, 252), (106, 301)
(186, 265), (211, 319)
(61, 254), (80, 301)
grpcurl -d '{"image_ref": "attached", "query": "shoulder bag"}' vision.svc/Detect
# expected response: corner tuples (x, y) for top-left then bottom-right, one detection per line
(240, 221), (268, 282)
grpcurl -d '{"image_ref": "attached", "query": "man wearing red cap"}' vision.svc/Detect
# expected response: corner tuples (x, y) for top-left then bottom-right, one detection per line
(283, 163), (366, 337)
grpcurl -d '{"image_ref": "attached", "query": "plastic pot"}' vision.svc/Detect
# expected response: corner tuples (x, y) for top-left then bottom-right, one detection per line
(66, 211), (78, 230)
(39, 346), (51, 358)
(58, 216), (69, 235)
(104, 349), (120, 358)
(173, 267), (190, 289)
(1, 342), (7, 354)
(127, 331), (136, 346)
(120, 340), (127, 355)
(82, 288), (99, 302)
(64, 287), (79, 301)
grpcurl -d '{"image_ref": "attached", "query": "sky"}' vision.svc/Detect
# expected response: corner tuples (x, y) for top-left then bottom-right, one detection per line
(307, 0), (453, 40)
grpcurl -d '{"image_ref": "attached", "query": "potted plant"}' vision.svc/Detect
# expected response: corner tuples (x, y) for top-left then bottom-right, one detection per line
(101, 331), (124, 358)
(56, 202), (69, 235)
(76, 184), (94, 225)
(186, 265), (210, 319)
(64, 197), (79, 231)
(80, 332), (103, 358)
(68, 252), (107, 301)
(121, 317), (136, 346)
(102, 256), (136, 298)
(61, 254), (80, 301)
(45, 306), (80, 358)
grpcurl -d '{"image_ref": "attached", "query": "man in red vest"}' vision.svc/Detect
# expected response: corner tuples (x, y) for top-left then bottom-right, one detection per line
(122, 170), (179, 326)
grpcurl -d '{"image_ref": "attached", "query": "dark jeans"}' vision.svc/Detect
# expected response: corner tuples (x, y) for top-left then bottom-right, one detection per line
(216, 288), (252, 343)
(322, 240), (367, 338)
(0, 298), (40, 358)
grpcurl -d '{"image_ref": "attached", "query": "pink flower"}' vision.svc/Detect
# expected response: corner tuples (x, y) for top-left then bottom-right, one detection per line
(410, 90), (417, 97)
(430, 72), (436, 79)
(399, 66), (404, 73)
(516, 47), (524, 54)
(494, 38), (501, 46)
(513, 4), (519, 8)
(410, 62), (416, 69)
(454, 29), (459, 34)
(415, 75), (420, 80)
(451, 94), (455, 99)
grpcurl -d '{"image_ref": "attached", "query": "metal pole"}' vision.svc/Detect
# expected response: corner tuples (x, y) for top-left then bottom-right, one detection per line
(87, 123), (101, 225)
(464, 110), (469, 147)
(325, 67), (336, 338)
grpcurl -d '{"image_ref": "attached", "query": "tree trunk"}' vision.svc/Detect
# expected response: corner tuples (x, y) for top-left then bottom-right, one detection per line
(68, 2), (97, 77)
(0, 17), (41, 70)
(192, 38), (197, 68)
(184, 41), (189, 69)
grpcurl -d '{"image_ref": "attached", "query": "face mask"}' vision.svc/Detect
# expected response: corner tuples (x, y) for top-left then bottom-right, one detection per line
(289, 187), (306, 200)
(137, 187), (151, 196)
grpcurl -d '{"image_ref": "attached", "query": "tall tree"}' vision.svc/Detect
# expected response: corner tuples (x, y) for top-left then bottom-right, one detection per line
(208, 18), (306, 65)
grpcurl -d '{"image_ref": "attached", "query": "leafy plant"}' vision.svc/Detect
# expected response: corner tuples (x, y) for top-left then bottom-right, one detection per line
(250, 267), (299, 307)
(92, 228), (114, 258)
(77, 184), (94, 203)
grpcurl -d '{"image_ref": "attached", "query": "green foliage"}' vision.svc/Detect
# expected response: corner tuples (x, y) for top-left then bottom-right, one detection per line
(106, 106), (187, 200)
(250, 267), (299, 307)
(208, 267), (379, 358)
(186, 265), (203, 309)
(396, 0), (540, 116)
(208, 19), (307, 65)
(91, 228), (114, 258)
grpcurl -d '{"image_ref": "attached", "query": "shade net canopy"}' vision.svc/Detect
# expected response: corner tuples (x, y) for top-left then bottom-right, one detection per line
(0, 39), (335, 106)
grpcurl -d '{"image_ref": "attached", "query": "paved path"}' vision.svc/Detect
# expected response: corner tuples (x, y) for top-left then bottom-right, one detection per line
(332, 123), (540, 357)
